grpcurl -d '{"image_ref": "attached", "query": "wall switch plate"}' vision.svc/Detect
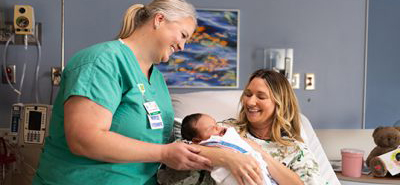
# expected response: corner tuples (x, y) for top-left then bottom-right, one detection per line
(305, 73), (315, 90)
(51, 67), (62, 86)
(2, 65), (16, 84)
(292, 73), (300, 89)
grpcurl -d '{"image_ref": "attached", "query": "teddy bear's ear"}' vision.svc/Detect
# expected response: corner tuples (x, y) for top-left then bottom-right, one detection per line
(373, 126), (384, 138)
(395, 127), (400, 132)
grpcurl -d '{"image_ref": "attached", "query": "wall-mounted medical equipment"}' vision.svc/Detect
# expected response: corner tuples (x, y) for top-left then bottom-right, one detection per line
(263, 48), (294, 85)
(10, 103), (23, 136)
(14, 5), (35, 35)
(22, 104), (51, 144)
(9, 104), (52, 145)
(2, 4), (42, 104)
(0, 6), (41, 45)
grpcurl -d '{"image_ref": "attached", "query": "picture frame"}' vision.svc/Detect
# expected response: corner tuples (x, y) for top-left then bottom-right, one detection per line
(156, 9), (240, 88)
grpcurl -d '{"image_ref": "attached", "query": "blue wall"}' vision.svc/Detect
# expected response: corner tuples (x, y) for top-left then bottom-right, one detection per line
(0, 0), (367, 129)
(366, 0), (400, 128)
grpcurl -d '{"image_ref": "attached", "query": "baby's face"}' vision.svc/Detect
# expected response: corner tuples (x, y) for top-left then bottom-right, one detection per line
(193, 115), (226, 141)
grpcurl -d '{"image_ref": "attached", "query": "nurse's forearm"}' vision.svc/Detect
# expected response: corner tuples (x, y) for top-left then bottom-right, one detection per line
(69, 129), (165, 163)
(69, 130), (212, 171)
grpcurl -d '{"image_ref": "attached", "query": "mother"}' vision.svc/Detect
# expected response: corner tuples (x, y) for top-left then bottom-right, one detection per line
(236, 69), (326, 184)
(159, 69), (326, 185)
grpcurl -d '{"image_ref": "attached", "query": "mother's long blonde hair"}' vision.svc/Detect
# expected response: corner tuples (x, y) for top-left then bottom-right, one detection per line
(237, 69), (303, 146)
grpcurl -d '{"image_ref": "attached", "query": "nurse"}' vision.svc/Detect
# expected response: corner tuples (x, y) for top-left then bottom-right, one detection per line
(33, 0), (212, 184)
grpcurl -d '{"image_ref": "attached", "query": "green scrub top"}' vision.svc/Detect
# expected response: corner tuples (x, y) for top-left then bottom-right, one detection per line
(33, 40), (174, 185)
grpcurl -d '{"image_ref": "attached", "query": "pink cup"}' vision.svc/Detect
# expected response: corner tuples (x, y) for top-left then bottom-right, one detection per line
(341, 148), (364, 177)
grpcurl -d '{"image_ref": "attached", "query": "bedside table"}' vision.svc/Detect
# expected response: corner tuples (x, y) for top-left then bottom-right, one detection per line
(336, 172), (400, 185)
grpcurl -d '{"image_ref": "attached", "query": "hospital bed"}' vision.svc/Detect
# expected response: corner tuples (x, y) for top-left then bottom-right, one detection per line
(169, 90), (340, 185)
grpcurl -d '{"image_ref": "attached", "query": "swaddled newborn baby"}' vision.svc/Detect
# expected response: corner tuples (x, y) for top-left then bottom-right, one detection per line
(181, 113), (277, 185)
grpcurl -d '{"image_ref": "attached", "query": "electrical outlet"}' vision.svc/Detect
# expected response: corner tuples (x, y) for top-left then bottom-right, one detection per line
(2, 65), (16, 84)
(291, 73), (300, 89)
(305, 73), (315, 90)
(51, 67), (62, 86)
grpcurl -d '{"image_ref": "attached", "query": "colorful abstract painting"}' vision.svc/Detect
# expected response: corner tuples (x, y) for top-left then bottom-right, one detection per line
(156, 9), (239, 88)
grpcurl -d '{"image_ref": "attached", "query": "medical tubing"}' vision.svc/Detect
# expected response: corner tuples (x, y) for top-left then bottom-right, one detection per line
(2, 34), (21, 95)
(17, 63), (27, 103)
(34, 34), (42, 103)
(17, 36), (30, 103)
(24, 35), (28, 50)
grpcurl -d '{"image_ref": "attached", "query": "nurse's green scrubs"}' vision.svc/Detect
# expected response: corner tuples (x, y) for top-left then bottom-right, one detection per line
(33, 40), (174, 185)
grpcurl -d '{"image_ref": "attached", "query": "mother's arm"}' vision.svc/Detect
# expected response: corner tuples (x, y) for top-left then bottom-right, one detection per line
(245, 139), (304, 185)
(192, 145), (263, 185)
(261, 151), (304, 185)
(64, 96), (211, 170)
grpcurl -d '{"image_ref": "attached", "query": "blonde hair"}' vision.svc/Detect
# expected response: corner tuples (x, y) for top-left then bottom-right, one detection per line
(237, 69), (303, 146)
(117, 0), (197, 39)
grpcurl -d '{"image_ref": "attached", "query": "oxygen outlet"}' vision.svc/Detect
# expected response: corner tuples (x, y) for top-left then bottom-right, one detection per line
(2, 65), (16, 84)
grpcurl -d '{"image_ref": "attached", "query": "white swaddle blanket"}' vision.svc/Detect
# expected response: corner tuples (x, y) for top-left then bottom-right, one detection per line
(199, 128), (277, 185)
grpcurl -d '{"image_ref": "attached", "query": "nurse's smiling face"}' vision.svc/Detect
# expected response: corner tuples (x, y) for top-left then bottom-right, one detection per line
(152, 14), (196, 63)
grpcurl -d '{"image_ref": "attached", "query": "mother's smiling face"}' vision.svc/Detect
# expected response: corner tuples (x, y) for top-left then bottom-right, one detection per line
(242, 77), (276, 129)
(239, 69), (303, 145)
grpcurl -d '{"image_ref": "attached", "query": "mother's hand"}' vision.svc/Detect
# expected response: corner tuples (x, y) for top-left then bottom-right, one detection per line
(160, 142), (212, 170)
(223, 151), (263, 185)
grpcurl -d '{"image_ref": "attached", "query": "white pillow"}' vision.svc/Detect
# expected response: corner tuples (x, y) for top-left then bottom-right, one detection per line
(300, 115), (341, 185)
(171, 90), (243, 121)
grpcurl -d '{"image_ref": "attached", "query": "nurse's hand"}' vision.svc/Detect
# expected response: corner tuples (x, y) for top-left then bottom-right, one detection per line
(160, 142), (212, 170)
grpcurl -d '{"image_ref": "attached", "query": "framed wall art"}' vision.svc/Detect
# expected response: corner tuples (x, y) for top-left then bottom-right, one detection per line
(156, 9), (240, 88)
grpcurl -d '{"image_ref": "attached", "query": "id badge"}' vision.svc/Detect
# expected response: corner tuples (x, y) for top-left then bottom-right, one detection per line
(143, 101), (161, 115)
(148, 114), (164, 129)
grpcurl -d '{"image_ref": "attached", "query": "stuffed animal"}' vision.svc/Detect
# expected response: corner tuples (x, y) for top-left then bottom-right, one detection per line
(366, 126), (400, 177)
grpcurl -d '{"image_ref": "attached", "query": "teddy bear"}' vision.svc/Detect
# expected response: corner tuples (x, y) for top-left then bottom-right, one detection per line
(366, 126), (400, 177)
